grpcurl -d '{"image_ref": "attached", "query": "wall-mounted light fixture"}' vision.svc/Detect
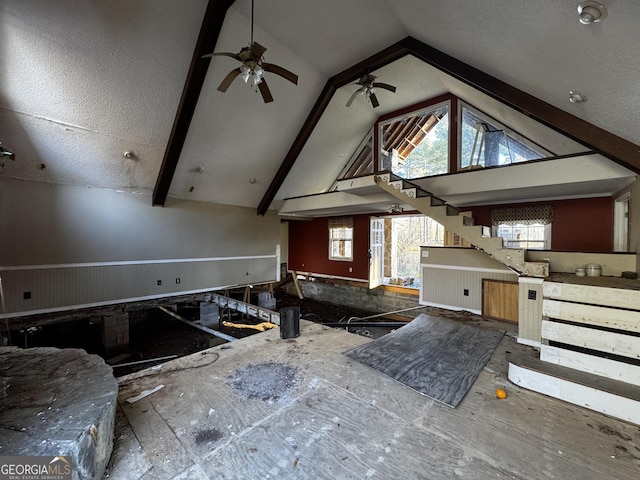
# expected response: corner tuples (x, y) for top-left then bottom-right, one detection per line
(0, 143), (15, 167)
(188, 166), (205, 193)
(569, 90), (587, 103)
(577, 2), (607, 24)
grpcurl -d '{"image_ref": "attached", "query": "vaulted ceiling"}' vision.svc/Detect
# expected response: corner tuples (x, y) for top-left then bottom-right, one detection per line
(2, 0), (639, 216)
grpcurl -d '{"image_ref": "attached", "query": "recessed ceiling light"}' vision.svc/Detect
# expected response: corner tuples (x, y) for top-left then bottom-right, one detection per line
(577, 1), (607, 24)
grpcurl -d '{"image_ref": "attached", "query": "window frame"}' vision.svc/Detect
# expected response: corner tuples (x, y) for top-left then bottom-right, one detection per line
(377, 100), (451, 180)
(328, 217), (354, 261)
(458, 102), (553, 170)
(492, 222), (552, 250)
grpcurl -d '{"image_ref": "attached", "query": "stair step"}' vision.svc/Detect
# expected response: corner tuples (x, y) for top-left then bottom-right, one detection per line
(374, 174), (549, 277)
(445, 204), (459, 216)
(508, 350), (640, 425)
(522, 261), (549, 277)
(458, 224), (486, 242)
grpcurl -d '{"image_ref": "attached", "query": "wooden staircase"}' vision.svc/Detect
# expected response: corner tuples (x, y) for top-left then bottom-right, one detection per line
(375, 173), (548, 277)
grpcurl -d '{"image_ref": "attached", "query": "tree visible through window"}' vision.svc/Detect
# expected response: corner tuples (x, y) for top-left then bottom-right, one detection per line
(495, 223), (549, 249)
(460, 104), (550, 169)
(387, 215), (444, 287)
(328, 217), (354, 261)
(380, 103), (449, 179)
(491, 205), (554, 250)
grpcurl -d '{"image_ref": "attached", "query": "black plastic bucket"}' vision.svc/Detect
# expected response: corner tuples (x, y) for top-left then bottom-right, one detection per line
(279, 306), (300, 339)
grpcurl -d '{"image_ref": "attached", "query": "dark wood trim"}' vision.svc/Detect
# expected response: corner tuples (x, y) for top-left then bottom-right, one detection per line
(449, 96), (459, 174)
(259, 35), (640, 215)
(373, 120), (380, 172)
(402, 36), (640, 174)
(152, 0), (236, 206)
(257, 40), (410, 215)
(374, 93), (455, 175)
(376, 93), (455, 123)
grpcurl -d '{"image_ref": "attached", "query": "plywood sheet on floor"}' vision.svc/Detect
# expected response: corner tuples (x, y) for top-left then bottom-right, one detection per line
(106, 319), (640, 480)
(343, 313), (505, 407)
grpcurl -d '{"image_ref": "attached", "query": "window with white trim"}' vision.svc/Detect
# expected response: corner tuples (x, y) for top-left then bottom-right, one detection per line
(329, 217), (354, 261)
(491, 206), (553, 250)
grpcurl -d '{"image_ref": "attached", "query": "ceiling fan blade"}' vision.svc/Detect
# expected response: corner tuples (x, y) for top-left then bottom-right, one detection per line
(217, 68), (241, 92)
(372, 82), (397, 93)
(258, 79), (274, 103)
(263, 63), (299, 85)
(202, 52), (241, 61)
(369, 92), (380, 108)
(346, 88), (363, 107)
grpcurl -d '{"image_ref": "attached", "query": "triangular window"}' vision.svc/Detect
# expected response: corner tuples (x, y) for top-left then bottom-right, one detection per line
(459, 103), (550, 169)
(380, 102), (449, 179)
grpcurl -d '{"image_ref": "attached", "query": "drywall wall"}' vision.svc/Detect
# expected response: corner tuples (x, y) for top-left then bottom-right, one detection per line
(623, 179), (640, 271)
(420, 247), (518, 313)
(0, 179), (280, 315)
(288, 215), (370, 280)
(469, 197), (614, 252)
(526, 251), (636, 276)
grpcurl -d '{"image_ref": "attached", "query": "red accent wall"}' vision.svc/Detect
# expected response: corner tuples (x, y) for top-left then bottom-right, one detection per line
(468, 197), (613, 252)
(287, 215), (370, 279)
(288, 198), (614, 281)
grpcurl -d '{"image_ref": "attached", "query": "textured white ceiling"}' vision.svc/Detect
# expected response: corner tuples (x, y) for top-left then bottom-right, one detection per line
(1, 0), (638, 212)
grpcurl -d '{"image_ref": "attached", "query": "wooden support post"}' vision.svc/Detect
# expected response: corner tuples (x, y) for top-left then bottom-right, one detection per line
(291, 271), (304, 299)
(223, 289), (232, 322)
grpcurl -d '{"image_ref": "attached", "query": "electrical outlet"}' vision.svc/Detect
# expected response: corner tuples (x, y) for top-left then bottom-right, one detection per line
(528, 290), (537, 300)
(157, 280), (162, 286)
(348, 267), (352, 272)
(176, 278), (181, 284)
(463, 289), (469, 296)
(23, 291), (32, 300)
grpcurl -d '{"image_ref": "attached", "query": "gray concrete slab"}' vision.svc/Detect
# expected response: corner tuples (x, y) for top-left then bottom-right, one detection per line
(0, 347), (118, 480)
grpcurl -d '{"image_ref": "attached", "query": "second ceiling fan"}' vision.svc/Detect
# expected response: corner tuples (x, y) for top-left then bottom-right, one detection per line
(346, 74), (396, 108)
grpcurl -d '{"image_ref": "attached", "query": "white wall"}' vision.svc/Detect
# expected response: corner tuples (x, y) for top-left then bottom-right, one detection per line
(419, 247), (518, 314)
(631, 181), (640, 271)
(0, 179), (280, 316)
(526, 251), (636, 276)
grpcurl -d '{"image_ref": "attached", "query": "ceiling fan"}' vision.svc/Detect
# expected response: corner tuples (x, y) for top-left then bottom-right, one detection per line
(202, 0), (298, 103)
(346, 74), (396, 108)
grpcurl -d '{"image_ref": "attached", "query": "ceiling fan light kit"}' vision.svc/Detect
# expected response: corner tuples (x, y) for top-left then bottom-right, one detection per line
(203, 0), (298, 103)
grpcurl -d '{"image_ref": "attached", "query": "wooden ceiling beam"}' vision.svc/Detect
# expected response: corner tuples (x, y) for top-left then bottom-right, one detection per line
(153, 0), (236, 206)
(403, 36), (640, 174)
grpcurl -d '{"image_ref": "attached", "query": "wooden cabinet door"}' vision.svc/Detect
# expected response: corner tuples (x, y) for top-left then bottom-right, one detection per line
(482, 279), (519, 323)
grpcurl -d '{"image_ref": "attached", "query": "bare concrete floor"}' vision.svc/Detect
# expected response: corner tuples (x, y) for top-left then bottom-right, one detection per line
(105, 318), (640, 480)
